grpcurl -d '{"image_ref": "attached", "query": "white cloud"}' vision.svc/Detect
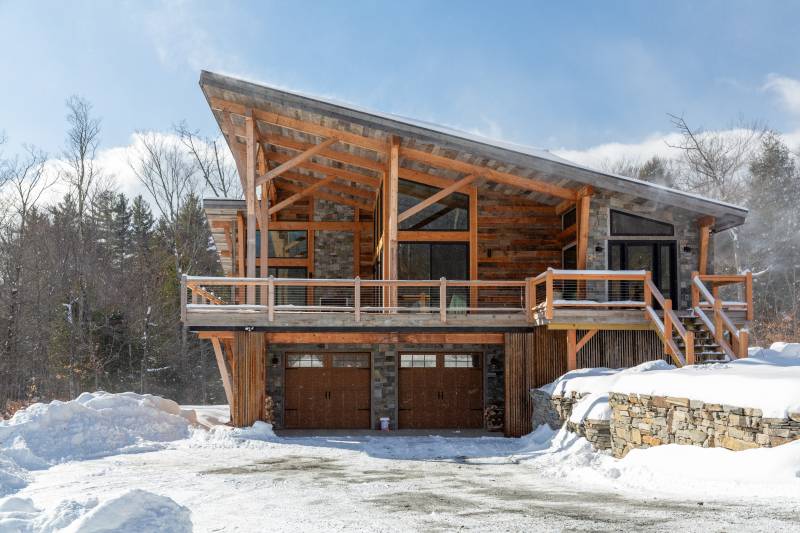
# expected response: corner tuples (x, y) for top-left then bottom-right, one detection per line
(763, 74), (800, 117)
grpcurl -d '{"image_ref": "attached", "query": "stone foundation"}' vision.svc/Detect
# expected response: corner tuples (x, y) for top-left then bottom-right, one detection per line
(608, 393), (800, 457)
(546, 391), (613, 451)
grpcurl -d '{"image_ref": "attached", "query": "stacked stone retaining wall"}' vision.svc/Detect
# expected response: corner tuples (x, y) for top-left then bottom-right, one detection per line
(542, 390), (800, 458)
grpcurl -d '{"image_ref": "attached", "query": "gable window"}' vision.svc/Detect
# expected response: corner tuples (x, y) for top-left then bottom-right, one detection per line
(610, 210), (674, 237)
(398, 179), (469, 231)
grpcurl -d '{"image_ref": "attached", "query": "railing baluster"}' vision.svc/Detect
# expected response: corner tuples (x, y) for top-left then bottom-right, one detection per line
(439, 277), (447, 323)
(354, 276), (361, 322)
(267, 276), (275, 322)
(545, 269), (554, 320)
(745, 271), (753, 321)
(664, 299), (672, 356)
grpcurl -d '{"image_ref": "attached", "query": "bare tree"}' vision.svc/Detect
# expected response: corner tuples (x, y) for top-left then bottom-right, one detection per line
(175, 121), (240, 198)
(667, 114), (766, 273)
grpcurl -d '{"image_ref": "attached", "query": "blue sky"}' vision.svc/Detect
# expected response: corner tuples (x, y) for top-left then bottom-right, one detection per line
(2, 0), (800, 162)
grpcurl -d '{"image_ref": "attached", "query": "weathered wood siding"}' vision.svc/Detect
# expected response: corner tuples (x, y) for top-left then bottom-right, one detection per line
(576, 329), (669, 368)
(231, 331), (267, 427)
(478, 190), (562, 282)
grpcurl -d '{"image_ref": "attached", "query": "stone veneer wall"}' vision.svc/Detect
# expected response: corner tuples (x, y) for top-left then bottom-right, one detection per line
(313, 199), (354, 280)
(268, 343), (503, 430)
(587, 191), (712, 310)
(545, 390), (800, 458)
(608, 393), (800, 457)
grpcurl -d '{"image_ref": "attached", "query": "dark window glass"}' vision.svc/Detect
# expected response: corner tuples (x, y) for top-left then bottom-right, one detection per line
(562, 208), (576, 230)
(287, 354), (324, 368)
(398, 179), (469, 231)
(562, 245), (577, 270)
(398, 243), (468, 309)
(332, 353), (370, 368)
(610, 210), (674, 236)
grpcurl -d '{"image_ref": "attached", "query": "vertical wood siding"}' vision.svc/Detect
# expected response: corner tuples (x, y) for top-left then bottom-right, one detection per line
(231, 331), (267, 427)
(504, 328), (666, 437)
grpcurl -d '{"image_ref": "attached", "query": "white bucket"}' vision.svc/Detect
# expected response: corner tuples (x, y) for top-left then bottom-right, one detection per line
(380, 417), (390, 431)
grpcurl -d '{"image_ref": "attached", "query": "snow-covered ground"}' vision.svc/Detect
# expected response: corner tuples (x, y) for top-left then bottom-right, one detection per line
(0, 346), (799, 532)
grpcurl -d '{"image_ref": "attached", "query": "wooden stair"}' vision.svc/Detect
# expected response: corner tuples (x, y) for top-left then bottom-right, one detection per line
(673, 314), (728, 364)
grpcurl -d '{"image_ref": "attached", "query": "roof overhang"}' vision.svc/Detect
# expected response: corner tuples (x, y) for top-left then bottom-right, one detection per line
(199, 70), (747, 232)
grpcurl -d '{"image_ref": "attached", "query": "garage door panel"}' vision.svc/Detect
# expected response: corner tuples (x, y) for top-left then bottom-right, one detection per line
(399, 353), (483, 429)
(284, 353), (371, 429)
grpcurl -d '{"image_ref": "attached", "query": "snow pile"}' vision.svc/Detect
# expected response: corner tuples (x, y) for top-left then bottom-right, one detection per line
(0, 392), (197, 498)
(0, 490), (192, 532)
(522, 426), (800, 501)
(544, 348), (800, 422)
(0, 391), (195, 468)
(541, 360), (674, 423)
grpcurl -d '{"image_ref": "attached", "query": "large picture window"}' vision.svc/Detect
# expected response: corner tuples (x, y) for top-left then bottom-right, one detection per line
(610, 210), (674, 237)
(398, 179), (469, 231)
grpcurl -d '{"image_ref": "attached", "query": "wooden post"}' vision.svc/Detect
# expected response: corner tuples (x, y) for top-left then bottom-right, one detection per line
(439, 277), (447, 323)
(469, 185), (478, 307)
(685, 330), (695, 365)
(691, 271), (700, 309)
(353, 209), (361, 278)
(643, 271), (652, 308)
(180, 274), (187, 322)
(567, 329), (577, 371)
(698, 217), (714, 275)
(713, 297), (723, 343)
(545, 269), (554, 320)
(745, 271), (753, 321)
(267, 276), (275, 322)
(260, 183), (269, 305)
(524, 277), (532, 322)
(739, 329), (749, 358)
(386, 136), (400, 309)
(245, 111), (257, 304)
(664, 299), (672, 356)
(354, 276), (361, 322)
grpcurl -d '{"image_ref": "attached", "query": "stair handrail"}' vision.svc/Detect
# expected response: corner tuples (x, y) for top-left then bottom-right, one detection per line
(644, 275), (692, 366)
(691, 273), (748, 359)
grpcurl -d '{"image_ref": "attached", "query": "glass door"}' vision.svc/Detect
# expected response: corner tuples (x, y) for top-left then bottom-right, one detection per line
(609, 241), (676, 304)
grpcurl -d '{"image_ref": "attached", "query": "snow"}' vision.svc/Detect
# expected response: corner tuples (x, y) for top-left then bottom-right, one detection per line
(542, 346), (800, 421)
(0, 490), (191, 532)
(0, 355), (798, 531)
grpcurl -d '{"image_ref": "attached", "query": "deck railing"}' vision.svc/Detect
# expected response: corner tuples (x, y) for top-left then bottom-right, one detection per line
(691, 272), (752, 359)
(182, 275), (526, 323)
(527, 269), (650, 320)
(644, 275), (693, 366)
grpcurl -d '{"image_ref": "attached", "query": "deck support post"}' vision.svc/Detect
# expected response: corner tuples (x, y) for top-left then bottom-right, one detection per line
(567, 329), (577, 370)
(545, 269), (554, 320)
(745, 271), (753, 321)
(267, 276), (275, 322)
(354, 277), (361, 322)
(698, 216), (714, 275)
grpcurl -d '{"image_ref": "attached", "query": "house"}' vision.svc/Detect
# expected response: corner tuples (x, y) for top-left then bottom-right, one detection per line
(182, 71), (754, 436)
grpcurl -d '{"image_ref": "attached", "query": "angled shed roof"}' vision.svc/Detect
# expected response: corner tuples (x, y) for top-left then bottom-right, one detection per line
(199, 70), (747, 234)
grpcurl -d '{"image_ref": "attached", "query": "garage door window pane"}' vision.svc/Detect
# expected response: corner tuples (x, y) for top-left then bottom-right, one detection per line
(400, 354), (437, 368)
(287, 354), (324, 368)
(444, 354), (479, 368)
(332, 354), (369, 368)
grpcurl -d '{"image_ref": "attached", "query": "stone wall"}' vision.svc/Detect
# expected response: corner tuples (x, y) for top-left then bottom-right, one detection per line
(314, 199), (354, 280)
(608, 393), (800, 458)
(587, 191), (711, 309)
(544, 389), (800, 458)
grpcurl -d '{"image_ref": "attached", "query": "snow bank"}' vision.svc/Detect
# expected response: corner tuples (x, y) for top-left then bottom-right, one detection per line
(522, 427), (800, 502)
(544, 349), (800, 420)
(0, 392), (196, 498)
(0, 391), (194, 468)
(0, 490), (192, 532)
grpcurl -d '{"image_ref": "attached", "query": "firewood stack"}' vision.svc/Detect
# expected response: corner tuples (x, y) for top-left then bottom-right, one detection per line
(484, 403), (504, 431)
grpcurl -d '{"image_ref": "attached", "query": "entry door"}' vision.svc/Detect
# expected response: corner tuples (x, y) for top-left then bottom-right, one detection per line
(398, 353), (483, 429)
(609, 241), (677, 302)
(284, 353), (370, 429)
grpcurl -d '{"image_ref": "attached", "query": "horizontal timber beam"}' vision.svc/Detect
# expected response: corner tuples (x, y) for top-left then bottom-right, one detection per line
(263, 133), (384, 173)
(198, 331), (505, 344)
(269, 175), (337, 215)
(264, 148), (381, 188)
(400, 146), (577, 200)
(276, 179), (374, 212)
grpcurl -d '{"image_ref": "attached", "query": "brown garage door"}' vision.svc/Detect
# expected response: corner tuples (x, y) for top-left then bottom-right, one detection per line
(398, 353), (483, 429)
(284, 352), (371, 429)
